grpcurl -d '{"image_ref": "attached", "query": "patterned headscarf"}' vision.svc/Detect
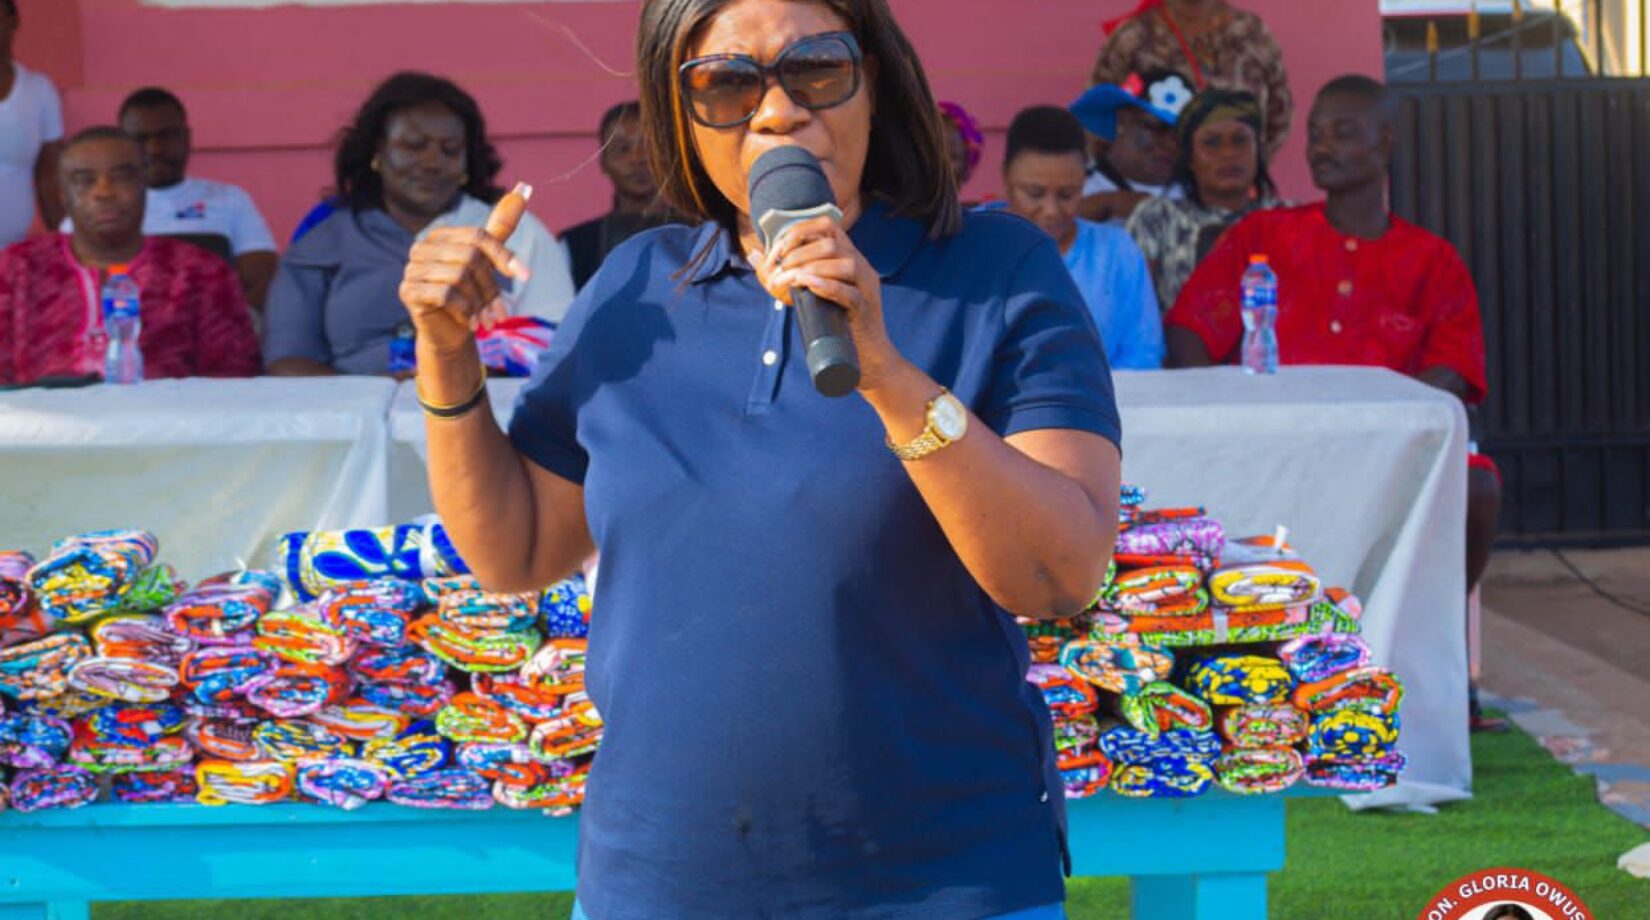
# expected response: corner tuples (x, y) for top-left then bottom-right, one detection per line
(937, 101), (985, 185)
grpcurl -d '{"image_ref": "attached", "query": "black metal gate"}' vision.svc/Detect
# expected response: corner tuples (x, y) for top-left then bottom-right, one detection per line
(1391, 79), (1650, 546)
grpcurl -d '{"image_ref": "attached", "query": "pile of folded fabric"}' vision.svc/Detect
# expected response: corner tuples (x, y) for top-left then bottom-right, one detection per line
(1025, 485), (1407, 800)
(0, 524), (596, 815)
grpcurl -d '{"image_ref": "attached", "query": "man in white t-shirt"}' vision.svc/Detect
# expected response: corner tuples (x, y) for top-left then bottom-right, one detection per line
(73, 87), (279, 311)
(0, 0), (65, 246)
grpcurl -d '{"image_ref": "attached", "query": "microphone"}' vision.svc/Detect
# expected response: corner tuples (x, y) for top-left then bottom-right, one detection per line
(746, 146), (860, 398)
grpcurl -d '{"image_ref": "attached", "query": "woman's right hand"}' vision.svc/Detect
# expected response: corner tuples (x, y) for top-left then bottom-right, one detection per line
(398, 182), (533, 355)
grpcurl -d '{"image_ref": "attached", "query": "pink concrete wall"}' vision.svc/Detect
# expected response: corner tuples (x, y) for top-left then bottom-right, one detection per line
(16, 0), (1380, 246)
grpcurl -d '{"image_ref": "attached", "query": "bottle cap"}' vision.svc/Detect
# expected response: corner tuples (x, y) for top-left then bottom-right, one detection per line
(1248, 254), (1269, 265)
(108, 264), (131, 275)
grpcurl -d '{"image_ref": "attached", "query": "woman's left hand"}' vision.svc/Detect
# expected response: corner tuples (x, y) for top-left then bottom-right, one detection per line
(747, 216), (908, 393)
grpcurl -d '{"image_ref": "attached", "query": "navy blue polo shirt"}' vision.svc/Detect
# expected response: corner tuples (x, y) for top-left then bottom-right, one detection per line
(509, 200), (1120, 920)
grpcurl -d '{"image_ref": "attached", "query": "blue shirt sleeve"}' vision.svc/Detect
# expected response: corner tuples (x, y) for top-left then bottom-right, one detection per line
(1113, 231), (1165, 370)
(506, 263), (607, 486)
(979, 234), (1123, 449)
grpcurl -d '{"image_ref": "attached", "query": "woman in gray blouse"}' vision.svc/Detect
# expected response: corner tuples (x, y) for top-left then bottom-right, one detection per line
(264, 72), (574, 377)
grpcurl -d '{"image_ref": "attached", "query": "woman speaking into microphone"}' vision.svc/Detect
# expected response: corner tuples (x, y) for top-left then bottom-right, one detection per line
(400, 0), (1122, 916)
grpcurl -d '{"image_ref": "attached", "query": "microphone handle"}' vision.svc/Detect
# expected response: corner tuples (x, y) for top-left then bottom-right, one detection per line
(791, 286), (860, 398)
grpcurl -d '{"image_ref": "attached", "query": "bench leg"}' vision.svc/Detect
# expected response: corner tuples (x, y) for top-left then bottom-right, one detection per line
(0, 904), (88, 920)
(1131, 872), (1267, 920)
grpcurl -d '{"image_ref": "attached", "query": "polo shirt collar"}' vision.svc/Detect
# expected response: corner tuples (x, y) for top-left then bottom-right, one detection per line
(687, 197), (926, 286)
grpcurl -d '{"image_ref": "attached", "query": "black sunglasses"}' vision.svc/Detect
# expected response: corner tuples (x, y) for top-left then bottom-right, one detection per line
(678, 31), (862, 129)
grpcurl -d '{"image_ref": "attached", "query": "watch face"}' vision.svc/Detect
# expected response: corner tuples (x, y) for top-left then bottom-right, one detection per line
(931, 394), (967, 440)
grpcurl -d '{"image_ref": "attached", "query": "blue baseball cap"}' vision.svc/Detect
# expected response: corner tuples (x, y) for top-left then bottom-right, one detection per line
(1070, 71), (1195, 140)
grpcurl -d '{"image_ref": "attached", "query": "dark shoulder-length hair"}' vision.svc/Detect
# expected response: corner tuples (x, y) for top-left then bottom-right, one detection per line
(1171, 88), (1277, 208)
(333, 71), (505, 211)
(636, 0), (962, 240)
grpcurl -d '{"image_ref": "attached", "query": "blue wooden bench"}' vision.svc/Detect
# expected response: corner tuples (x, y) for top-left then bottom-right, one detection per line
(0, 789), (1328, 920)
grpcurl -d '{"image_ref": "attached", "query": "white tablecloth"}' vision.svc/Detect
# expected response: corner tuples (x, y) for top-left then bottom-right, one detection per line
(390, 366), (1470, 809)
(0, 378), (396, 581)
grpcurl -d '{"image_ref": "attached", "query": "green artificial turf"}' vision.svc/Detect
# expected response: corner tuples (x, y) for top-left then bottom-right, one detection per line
(96, 719), (1646, 920)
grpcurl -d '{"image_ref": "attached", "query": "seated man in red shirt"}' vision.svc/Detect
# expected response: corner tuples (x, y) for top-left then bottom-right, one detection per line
(0, 126), (258, 386)
(1166, 75), (1503, 729)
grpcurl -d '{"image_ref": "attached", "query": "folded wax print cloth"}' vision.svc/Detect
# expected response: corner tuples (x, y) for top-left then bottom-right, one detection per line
(26, 530), (158, 623)
(1026, 663), (1099, 718)
(1304, 751), (1406, 791)
(0, 550), (51, 643)
(252, 719), (353, 762)
(0, 633), (91, 700)
(529, 698), (604, 761)
(92, 615), (194, 667)
(165, 579), (277, 644)
(363, 721), (451, 778)
(9, 764), (99, 811)
(1214, 746), (1304, 794)
(1306, 587), (1363, 635)
(297, 757), (391, 810)
(1279, 632), (1370, 684)
(1218, 703), (1309, 749)
(179, 646), (271, 704)
(309, 700), (409, 742)
(1059, 639), (1174, 694)
(408, 613), (539, 673)
(0, 711), (72, 768)
(1098, 724), (1222, 765)
(1089, 602), (1311, 647)
(67, 732), (193, 774)
(1119, 681), (1213, 738)
(1110, 752), (1215, 798)
(1209, 560), (1322, 613)
(436, 692), (529, 744)
(281, 518), (469, 603)
(185, 718), (260, 761)
(22, 689), (106, 721)
(1053, 714), (1101, 765)
(114, 564), (183, 616)
(1293, 666), (1404, 714)
(255, 607), (357, 666)
(357, 679), (455, 718)
(1060, 751), (1114, 799)
(539, 573), (593, 640)
(349, 643), (446, 686)
(1307, 701), (1400, 762)
(67, 655), (179, 703)
(1097, 565), (1208, 617)
(438, 589), (537, 633)
(1017, 615), (1090, 664)
(195, 759), (295, 805)
(493, 761), (591, 811)
(457, 740), (537, 781)
(243, 662), (350, 718)
(472, 672), (564, 723)
(1186, 655), (1294, 706)
(385, 766), (494, 810)
(111, 766), (198, 803)
(319, 579), (426, 648)
(1114, 517), (1225, 571)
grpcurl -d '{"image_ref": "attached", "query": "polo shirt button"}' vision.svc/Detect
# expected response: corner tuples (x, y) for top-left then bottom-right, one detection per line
(1345, 239), (1358, 252)
(773, 299), (785, 311)
(1330, 320), (1343, 334)
(762, 350), (778, 366)
(1040, 791), (1050, 803)
(1337, 280), (1353, 296)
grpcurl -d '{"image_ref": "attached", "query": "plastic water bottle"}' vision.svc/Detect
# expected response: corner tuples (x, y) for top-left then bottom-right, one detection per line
(101, 265), (144, 384)
(1240, 254), (1279, 375)
(388, 323), (417, 375)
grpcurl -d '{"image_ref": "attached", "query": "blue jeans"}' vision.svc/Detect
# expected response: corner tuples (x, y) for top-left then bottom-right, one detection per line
(571, 900), (1066, 919)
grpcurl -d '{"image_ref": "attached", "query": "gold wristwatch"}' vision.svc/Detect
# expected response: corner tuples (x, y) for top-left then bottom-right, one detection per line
(887, 388), (969, 461)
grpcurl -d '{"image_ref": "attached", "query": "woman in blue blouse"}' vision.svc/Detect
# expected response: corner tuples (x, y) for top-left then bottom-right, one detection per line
(400, 0), (1123, 917)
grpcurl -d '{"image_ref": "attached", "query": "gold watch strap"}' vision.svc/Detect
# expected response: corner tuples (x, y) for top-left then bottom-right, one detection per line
(887, 428), (948, 462)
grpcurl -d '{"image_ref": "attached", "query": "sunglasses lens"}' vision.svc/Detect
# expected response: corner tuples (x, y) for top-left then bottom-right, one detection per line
(684, 59), (763, 127)
(778, 36), (858, 109)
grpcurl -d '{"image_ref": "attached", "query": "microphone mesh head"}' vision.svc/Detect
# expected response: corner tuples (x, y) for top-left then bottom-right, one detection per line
(747, 147), (836, 246)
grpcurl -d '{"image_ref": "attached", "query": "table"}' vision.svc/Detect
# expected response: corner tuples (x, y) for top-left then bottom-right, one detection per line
(391, 367), (1471, 811)
(0, 789), (1327, 920)
(0, 378), (396, 582)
